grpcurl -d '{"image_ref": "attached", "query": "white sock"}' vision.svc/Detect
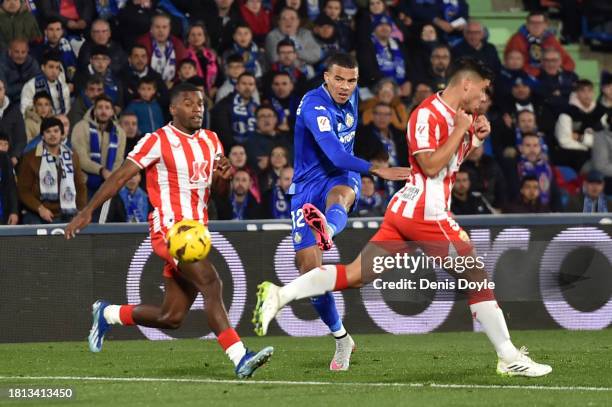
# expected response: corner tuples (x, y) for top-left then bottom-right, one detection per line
(332, 324), (347, 339)
(326, 224), (335, 238)
(279, 265), (337, 307)
(470, 301), (519, 361)
(226, 341), (247, 367)
(103, 305), (122, 325)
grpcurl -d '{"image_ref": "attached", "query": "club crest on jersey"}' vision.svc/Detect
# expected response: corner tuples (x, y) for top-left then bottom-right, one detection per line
(345, 112), (354, 127)
(189, 160), (209, 185)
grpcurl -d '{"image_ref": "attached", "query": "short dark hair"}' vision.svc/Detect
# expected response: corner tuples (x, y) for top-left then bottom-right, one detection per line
(33, 91), (53, 104)
(177, 58), (197, 70)
(325, 52), (358, 71)
(521, 132), (540, 141)
(234, 22), (252, 34)
(237, 72), (256, 82)
(575, 79), (594, 91)
(169, 82), (202, 104)
(520, 174), (539, 187)
(255, 104), (277, 118)
(120, 111), (137, 120)
(527, 11), (548, 22)
(0, 131), (9, 142)
(137, 75), (158, 88)
(93, 94), (114, 107)
(447, 56), (494, 82)
(86, 75), (105, 87)
(41, 50), (62, 66)
(276, 38), (296, 52)
(225, 53), (245, 66)
(44, 17), (64, 30)
(40, 117), (64, 135)
(271, 71), (292, 82)
(130, 44), (148, 55)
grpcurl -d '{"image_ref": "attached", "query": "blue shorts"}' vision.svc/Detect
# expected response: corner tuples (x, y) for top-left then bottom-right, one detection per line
(290, 171), (361, 251)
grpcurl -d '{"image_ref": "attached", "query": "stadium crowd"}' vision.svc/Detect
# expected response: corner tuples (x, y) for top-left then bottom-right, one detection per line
(0, 0), (610, 225)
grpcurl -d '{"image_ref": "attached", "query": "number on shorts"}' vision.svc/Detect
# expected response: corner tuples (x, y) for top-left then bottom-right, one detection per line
(291, 209), (305, 229)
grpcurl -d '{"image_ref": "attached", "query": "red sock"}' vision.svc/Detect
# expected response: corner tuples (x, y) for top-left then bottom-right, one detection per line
(217, 328), (241, 351)
(334, 264), (348, 291)
(119, 305), (135, 325)
(467, 288), (496, 305)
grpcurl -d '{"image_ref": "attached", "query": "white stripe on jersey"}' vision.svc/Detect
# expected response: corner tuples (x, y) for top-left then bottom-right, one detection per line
(158, 128), (176, 230)
(414, 108), (432, 149)
(165, 128), (194, 220)
(431, 98), (455, 128)
(189, 136), (209, 221)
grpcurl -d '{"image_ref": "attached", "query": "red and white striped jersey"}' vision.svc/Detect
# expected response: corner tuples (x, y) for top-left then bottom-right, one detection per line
(127, 123), (224, 234)
(388, 92), (474, 221)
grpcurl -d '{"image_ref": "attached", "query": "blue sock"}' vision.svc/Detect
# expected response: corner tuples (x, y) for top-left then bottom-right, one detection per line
(325, 204), (348, 237)
(310, 293), (343, 333)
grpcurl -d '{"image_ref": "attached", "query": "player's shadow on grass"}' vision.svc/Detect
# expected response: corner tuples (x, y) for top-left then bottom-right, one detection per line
(157, 366), (236, 379)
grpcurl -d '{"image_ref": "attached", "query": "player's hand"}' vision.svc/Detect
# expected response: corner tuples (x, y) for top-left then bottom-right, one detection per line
(371, 166), (412, 181)
(213, 156), (232, 180)
(64, 210), (92, 240)
(474, 116), (491, 140)
(455, 109), (473, 133)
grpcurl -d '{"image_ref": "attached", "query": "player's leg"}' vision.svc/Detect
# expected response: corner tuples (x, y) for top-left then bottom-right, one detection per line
(176, 258), (273, 378)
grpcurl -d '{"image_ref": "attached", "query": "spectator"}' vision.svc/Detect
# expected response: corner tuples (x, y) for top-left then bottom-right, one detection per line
(0, 78), (26, 166)
(312, 13), (343, 61)
(495, 49), (538, 103)
(118, 171), (149, 222)
(504, 11), (575, 77)
(201, 0), (242, 52)
(125, 76), (165, 135)
(216, 169), (261, 220)
(452, 21), (501, 74)
(74, 45), (124, 110)
(259, 144), (290, 193)
(239, 0), (271, 46)
(503, 174), (550, 213)
(211, 72), (259, 148)
(0, 0), (41, 49)
(71, 95), (126, 196)
(416, 43), (452, 92)
(265, 71), (299, 132)
(68, 75), (104, 127)
(265, 7), (322, 67)
(358, 15), (410, 95)
(408, 82), (434, 113)
(461, 145), (507, 211)
(174, 59), (198, 85)
(227, 143), (261, 203)
(595, 72), (612, 124)
(554, 79), (600, 172)
(262, 39), (314, 96)
(185, 23), (219, 96)
(33, 18), (78, 84)
(592, 115), (612, 195)
(356, 0), (406, 48)
(0, 132), (9, 153)
(321, 0), (353, 52)
(500, 76), (555, 138)
(116, 0), (156, 50)
(21, 50), (70, 116)
(355, 102), (408, 167)
(215, 53), (262, 104)
(136, 13), (188, 87)
(25, 92), (53, 142)
(77, 19), (128, 77)
(535, 48), (578, 117)
(245, 105), (292, 171)
(566, 170), (611, 213)
(260, 166), (293, 219)
(516, 132), (559, 210)
(118, 111), (142, 157)
(22, 113), (70, 155)
(0, 39), (41, 105)
(37, 0), (94, 36)
(223, 23), (268, 81)
(0, 147), (18, 224)
(353, 174), (385, 217)
(361, 78), (410, 132)
(17, 117), (87, 224)
(434, 0), (469, 44)
(121, 44), (169, 109)
(451, 169), (493, 215)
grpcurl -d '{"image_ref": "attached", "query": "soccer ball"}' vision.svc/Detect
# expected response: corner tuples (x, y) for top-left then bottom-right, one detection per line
(166, 220), (212, 263)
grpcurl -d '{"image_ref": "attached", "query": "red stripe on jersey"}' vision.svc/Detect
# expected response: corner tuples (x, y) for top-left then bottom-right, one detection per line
(178, 136), (201, 220)
(130, 133), (158, 168)
(158, 132), (183, 223)
(197, 136), (214, 224)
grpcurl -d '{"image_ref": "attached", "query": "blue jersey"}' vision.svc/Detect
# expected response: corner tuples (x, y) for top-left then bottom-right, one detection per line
(290, 84), (371, 195)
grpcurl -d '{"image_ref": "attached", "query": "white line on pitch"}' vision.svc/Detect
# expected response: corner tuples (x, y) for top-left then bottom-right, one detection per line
(0, 376), (610, 392)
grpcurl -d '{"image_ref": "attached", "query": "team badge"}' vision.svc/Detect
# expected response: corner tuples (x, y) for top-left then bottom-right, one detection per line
(62, 187), (75, 202)
(293, 232), (302, 244)
(43, 171), (55, 186)
(345, 113), (354, 127)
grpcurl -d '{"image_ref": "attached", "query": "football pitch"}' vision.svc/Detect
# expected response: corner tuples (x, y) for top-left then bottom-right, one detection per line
(0, 330), (610, 406)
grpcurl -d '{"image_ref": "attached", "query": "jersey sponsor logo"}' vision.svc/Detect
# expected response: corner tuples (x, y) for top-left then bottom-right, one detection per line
(170, 141), (182, 149)
(417, 124), (426, 136)
(338, 131), (355, 143)
(317, 116), (332, 132)
(189, 160), (210, 185)
(314, 105), (326, 111)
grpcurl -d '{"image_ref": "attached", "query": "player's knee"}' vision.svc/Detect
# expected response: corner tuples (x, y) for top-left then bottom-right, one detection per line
(159, 313), (185, 329)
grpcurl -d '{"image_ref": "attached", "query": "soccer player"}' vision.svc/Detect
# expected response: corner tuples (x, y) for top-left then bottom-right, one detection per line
(65, 83), (273, 379)
(273, 52), (410, 371)
(254, 58), (552, 377)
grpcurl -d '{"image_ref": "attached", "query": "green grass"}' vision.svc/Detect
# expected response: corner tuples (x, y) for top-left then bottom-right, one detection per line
(0, 330), (611, 406)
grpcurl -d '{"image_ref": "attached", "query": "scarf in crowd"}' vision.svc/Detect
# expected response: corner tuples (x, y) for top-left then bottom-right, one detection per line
(232, 42), (263, 78)
(151, 39), (176, 82)
(230, 93), (258, 143)
(119, 186), (149, 222)
(231, 193), (250, 220)
(374, 129), (398, 166)
(87, 122), (119, 191)
(370, 13), (403, 43)
(371, 35), (406, 85)
(88, 65), (119, 103)
(271, 184), (290, 219)
(357, 192), (383, 213)
(270, 95), (298, 128)
(271, 63), (304, 84)
(95, 0), (123, 20)
(35, 75), (66, 114)
(441, 0), (460, 22)
(39, 144), (77, 215)
(514, 129), (549, 156)
(158, 0), (189, 37)
(0, 95), (9, 119)
(518, 25), (552, 68)
(583, 193), (608, 213)
(517, 156), (552, 205)
(45, 37), (77, 81)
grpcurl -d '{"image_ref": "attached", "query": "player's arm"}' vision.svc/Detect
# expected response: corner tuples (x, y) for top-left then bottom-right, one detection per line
(307, 108), (410, 180)
(415, 109), (473, 177)
(65, 159), (141, 239)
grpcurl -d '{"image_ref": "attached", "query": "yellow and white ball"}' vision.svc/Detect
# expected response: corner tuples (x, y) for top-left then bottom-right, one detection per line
(166, 220), (212, 263)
